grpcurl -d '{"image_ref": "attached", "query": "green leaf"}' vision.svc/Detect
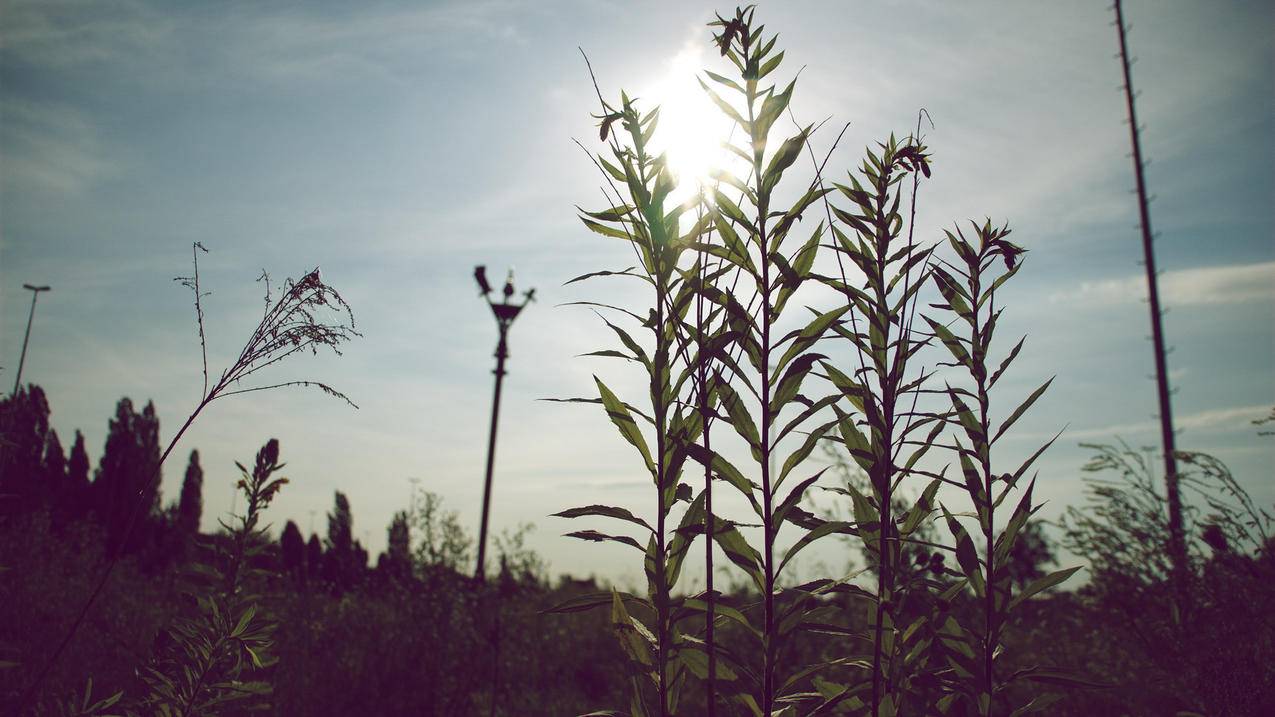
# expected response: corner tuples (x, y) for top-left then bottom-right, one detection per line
(611, 590), (654, 667)
(778, 520), (855, 575)
(714, 522), (764, 591)
(595, 376), (655, 474)
(553, 504), (655, 533)
(775, 306), (849, 377)
(924, 316), (972, 370)
(581, 216), (633, 241)
(718, 382), (762, 455)
(762, 128), (809, 194)
(697, 77), (749, 129)
(567, 529), (645, 552)
(754, 79), (796, 148)
(1008, 566), (1082, 610)
(544, 590), (648, 615)
(942, 506), (984, 598)
(992, 377), (1053, 444)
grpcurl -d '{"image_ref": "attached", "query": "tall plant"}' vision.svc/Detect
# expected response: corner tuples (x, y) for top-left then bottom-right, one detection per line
(927, 222), (1077, 714)
(552, 77), (709, 716)
(678, 8), (862, 714)
(16, 244), (358, 711)
(815, 130), (948, 716)
(135, 439), (290, 715)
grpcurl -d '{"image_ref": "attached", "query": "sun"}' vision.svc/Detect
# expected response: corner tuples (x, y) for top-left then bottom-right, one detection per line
(643, 44), (737, 203)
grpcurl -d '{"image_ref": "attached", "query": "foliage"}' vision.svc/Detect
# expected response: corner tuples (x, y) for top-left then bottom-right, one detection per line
(1056, 442), (1275, 714)
(93, 398), (163, 552)
(0, 384), (54, 500)
(409, 488), (472, 575)
(560, 7), (1077, 716)
(12, 243), (359, 712)
(133, 439), (288, 715)
(176, 451), (203, 537)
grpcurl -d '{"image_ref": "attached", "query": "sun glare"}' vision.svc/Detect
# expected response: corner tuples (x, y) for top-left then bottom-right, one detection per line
(644, 45), (737, 203)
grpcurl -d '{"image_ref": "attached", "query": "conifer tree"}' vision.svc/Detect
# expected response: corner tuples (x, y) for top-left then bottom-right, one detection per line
(94, 397), (163, 549)
(280, 519), (304, 575)
(176, 449), (203, 535)
(305, 533), (323, 581)
(43, 429), (66, 488)
(324, 491), (356, 587)
(0, 384), (52, 497)
(383, 510), (411, 580)
(65, 430), (91, 515)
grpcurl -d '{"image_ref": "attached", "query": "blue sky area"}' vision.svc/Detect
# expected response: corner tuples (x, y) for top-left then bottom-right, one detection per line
(2, 1), (1271, 585)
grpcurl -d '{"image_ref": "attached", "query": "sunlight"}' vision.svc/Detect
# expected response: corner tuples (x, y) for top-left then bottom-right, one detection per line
(643, 43), (736, 204)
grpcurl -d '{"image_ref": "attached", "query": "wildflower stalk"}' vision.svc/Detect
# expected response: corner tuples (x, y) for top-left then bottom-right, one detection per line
(16, 246), (357, 712)
(928, 221), (1077, 713)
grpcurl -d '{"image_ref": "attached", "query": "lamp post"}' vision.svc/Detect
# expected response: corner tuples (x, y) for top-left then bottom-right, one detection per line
(12, 284), (51, 396)
(473, 265), (534, 582)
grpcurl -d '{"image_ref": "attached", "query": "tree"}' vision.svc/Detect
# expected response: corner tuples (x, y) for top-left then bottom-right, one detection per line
(93, 397), (163, 550)
(280, 520), (304, 576)
(305, 533), (322, 581)
(43, 429), (66, 488)
(380, 511), (411, 580)
(176, 450), (203, 535)
(409, 489), (471, 573)
(1006, 520), (1056, 590)
(0, 384), (52, 498)
(65, 430), (91, 515)
(324, 491), (360, 588)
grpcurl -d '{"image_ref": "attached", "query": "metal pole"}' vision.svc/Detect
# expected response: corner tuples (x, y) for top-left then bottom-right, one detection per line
(12, 284), (50, 396)
(1114, 0), (1186, 589)
(475, 327), (509, 582)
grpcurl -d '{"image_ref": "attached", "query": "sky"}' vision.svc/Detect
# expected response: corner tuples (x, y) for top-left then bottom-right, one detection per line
(2, 0), (1271, 586)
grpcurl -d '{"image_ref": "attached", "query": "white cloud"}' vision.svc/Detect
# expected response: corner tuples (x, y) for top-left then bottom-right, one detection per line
(1049, 262), (1275, 307)
(0, 100), (114, 192)
(1027, 403), (1273, 443)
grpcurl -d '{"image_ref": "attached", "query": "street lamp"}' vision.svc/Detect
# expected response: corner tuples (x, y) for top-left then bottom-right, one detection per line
(12, 284), (51, 396)
(473, 265), (534, 582)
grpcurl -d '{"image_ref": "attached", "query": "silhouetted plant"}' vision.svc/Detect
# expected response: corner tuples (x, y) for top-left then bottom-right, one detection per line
(552, 44), (711, 715)
(17, 242), (358, 711)
(133, 438), (288, 715)
(175, 450), (203, 537)
(926, 221), (1078, 714)
(685, 9), (867, 714)
(280, 520), (305, 577)
(1060, 442), (1274, 714)
(93, 398), (163, 551)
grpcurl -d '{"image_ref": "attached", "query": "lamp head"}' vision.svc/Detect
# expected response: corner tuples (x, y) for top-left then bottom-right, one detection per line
(474, 265), (492, 296)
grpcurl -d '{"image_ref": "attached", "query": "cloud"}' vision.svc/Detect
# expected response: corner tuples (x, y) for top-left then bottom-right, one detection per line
(0, 100), (114, 192)
(0, 0), (173, 67)
(1024, 403), (1273, 443)
(1048, 262), (1275, 307)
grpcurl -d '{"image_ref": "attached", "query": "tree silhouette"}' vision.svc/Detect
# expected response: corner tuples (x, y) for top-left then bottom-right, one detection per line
(93, 398), (163, 550)
(43, 428), (66, 488)
(380, 510), (411, 581)
(1006, 520), (1057, 590)
(281, 519), (305, 577)
(176, 449), (203, 535)
(305, 533), (322, 582)
(324, 491), (361, 588)
(65, 429), (91, 516)
(0, 384), (52, 499)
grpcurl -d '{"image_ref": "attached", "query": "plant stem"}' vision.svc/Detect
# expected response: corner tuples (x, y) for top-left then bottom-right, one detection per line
(17, 395), (211, 712)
